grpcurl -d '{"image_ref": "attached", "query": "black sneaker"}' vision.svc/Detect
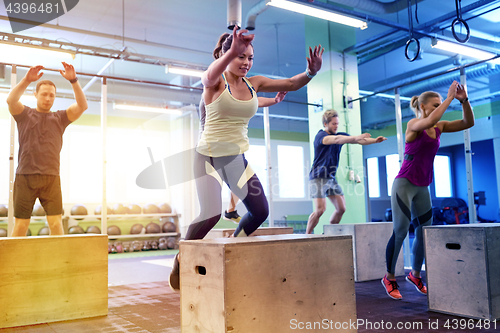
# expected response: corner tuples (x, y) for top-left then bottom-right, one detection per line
(168, 254), (180, 292)
(223, 210), (241, 224)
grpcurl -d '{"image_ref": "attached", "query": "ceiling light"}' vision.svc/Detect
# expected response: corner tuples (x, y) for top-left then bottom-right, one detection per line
(267, 0), (367, 30)
(432, 40), (500, 64)
(113, 103), (182, 115)
(165, 65), (204, 78)
(0, 43), (75, 60)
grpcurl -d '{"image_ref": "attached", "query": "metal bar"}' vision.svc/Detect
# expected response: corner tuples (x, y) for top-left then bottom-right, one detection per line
(283, 99), (322, 107)
(346, 0), (498, 54)
(350, 53), (500, 103)
(394, 88), (411, 268)
(437, 4), (500, 32)
(82, 58), (116, 92)
(101, 77), (108, 234)
(460, 68), (477, 224)
(344, 28), (398, 53)
(7, 66), (16, 236)
(394, 89), (405, 169)
(263, 106), (274, 227)
(0, 62), (203, 91)
(253, 112), (308, 121)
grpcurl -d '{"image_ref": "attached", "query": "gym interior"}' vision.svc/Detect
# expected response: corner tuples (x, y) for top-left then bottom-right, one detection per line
(1, 1), (499, 332)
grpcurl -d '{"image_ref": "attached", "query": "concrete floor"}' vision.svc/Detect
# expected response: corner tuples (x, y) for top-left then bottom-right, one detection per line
(1, 251), (496, 333)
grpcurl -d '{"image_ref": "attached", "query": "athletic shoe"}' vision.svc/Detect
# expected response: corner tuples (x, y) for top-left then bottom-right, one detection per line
(381, 275), (402, 300)
(406, 271), (427, 295)
(168, 254), (180, 292)
(223, 210), (241, 224)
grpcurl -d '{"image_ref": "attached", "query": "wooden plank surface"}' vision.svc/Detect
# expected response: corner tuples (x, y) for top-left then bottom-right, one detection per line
(205, 227), (294, 239)
(324, 223), (404, 281)
(425, 226), (491, 319)
(181, 243), (225, 332)
(180, 234), (357, 332)
(0, 235), (108, 328)
(224, 236), (357, 332)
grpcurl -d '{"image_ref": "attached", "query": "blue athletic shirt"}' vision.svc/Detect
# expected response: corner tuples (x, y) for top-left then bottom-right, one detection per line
(309, 130), (349, 180)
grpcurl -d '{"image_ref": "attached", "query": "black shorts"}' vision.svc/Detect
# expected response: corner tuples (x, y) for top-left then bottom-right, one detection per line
(13, 174), (63, 219)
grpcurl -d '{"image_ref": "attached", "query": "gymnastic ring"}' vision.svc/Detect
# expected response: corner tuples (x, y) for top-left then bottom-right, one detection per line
(452, 18), (470, 43)
(405, 38), (420, 62)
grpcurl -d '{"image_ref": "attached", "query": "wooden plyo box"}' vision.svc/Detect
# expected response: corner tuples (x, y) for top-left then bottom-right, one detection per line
(204, 226), (294, 239)
(323, 223), (404, 282)
(180, 234), (357, 333)
(424, 224), (500, 320)
(0, 235), (108, 328)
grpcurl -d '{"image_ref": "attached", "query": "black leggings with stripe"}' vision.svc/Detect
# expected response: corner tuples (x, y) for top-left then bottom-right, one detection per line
(185, 152), (269, 240)
(386, 177), (433, 274)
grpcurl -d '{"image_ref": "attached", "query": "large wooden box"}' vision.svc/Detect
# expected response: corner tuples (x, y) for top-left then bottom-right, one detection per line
(204, 226), (294, 239)
(180, 234), (357, 333)
(424, 224), (500, 320)
(0, 235), (108, 328)
(324, 223), (404, 282)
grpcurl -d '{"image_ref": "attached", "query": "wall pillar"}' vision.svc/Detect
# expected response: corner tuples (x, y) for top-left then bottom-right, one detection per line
(305, 15), (366, 232)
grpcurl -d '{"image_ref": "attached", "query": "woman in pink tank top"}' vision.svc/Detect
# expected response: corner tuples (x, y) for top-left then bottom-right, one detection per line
(382, 81), (475, 300)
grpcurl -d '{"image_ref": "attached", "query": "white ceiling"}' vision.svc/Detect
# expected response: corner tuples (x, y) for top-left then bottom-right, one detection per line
(1, 0), (499, 130)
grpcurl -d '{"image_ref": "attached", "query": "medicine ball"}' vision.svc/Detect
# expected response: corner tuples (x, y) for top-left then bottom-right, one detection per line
(130, 223), (144, 234)
(38, 226), (50, 236)
(95, 205), (113, 218)
(32, 204), (46, 216)
(143, 203), (160, 214)
(0, 228), (7, 237)
(86, 226), (101, 234)
(127, 204), (142, 214)
(145, 222), (161, 234)
(107, 225), (121, 235)
(71, 204), (88, 221)
(158, 203), (172, 214)
(68, 225), (85, 234)
(0, 204), (7, 217)
(113, 203), (127, 215)
(162, 221), (176, 233)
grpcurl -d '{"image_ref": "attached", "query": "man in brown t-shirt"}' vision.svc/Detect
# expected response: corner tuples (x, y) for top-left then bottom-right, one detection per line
(7, 63), (88, 236)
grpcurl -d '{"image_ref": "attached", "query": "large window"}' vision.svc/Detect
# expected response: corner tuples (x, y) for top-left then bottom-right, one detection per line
(386, 154), (400, 196)
(433, 155), (452, 197)
(246, 145), (268, 195)
(366, 157), (380, 198)
(277, 145), (305, 198)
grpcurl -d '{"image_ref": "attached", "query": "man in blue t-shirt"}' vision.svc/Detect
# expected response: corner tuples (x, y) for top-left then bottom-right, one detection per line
(306, 109), (386, 234)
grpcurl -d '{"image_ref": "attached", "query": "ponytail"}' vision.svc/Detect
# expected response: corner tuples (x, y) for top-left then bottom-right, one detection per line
(213, 33), (231, 59)
(410, 96), (420, 118)
(410, 91), (442, 118)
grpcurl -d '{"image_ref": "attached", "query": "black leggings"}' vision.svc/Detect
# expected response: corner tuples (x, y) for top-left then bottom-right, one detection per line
(185, 152), (269, 240)
(386, 177), (433, 274)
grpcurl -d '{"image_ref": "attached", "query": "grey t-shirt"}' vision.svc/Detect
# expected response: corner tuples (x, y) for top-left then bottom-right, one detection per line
(13, 106), (72, 175)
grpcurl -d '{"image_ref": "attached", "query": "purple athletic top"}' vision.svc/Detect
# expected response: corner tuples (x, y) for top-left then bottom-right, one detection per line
(395, 127), (441, 187)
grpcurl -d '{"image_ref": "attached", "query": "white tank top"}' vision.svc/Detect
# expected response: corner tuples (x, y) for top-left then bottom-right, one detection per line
(197, 74), (258, 157)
